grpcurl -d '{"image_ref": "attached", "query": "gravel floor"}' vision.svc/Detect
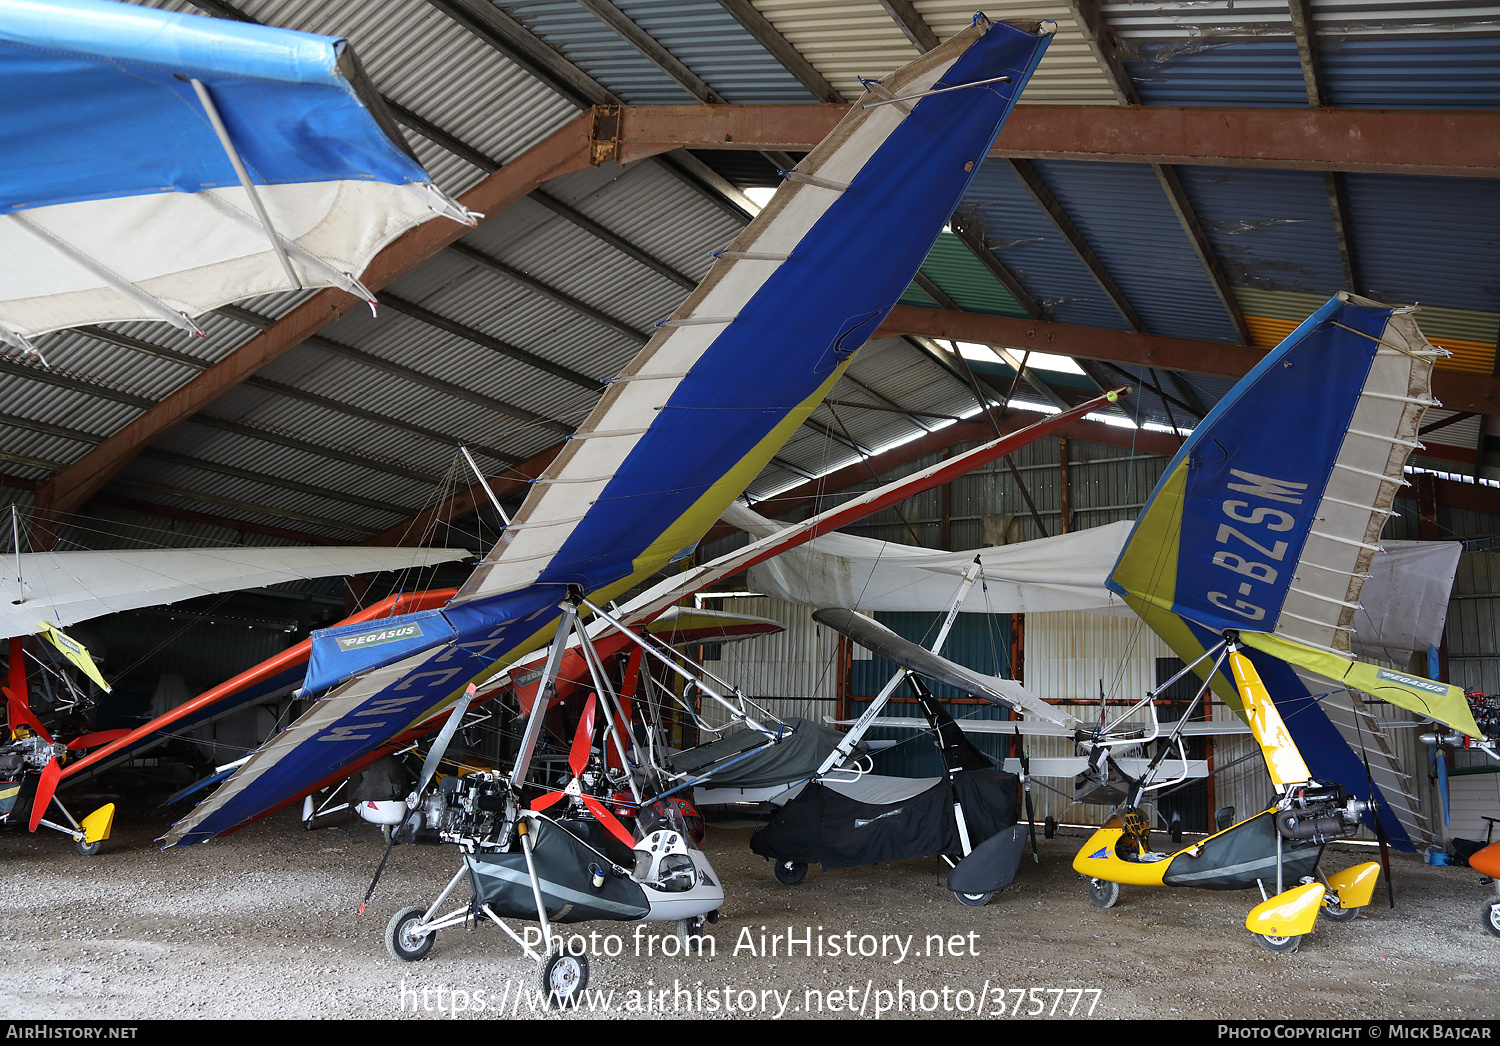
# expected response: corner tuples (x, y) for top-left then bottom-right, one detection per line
(2, 792), (1496, 1021)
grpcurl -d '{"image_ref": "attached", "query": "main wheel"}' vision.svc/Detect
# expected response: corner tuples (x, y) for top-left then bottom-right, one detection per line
(385, 906), (434, 962)
(1483, 899), (1500, 939)
(1088, 878), (1120, 909)
(537, 947), (589, 1008)
(75, 838), (101, 857)
(954, 891), (991, 907)
(1256, 933), (1301, 953)
(772, 860), (807, 886)
(1321, 894), (1358, 922)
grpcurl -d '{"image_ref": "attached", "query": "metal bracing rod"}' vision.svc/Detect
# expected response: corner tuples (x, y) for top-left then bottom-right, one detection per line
(189, 79), (300, 288)
(459, 443), (512, 526)
(509, 599), (579, 791)
(8, 213), (204, 337)
(193, 191), (377, 305)
(423, 865), (469, 923)
(573, 619), (643, 804)
(860, 74), (1013, 109)
(1101, 638), (1228, 738)
(516, 816), (554, 950)
(815, 557), (983, 775)
(581, 599), (767, 734)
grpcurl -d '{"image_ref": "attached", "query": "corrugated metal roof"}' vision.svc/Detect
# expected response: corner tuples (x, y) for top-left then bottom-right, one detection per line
(3, 0), (1496, 560)
(1027, 159), (1244, 343)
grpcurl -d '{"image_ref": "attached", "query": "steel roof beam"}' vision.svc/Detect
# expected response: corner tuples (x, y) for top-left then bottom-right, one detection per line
(606, 104), (1500, 176)
(875, 305), (1500, 418)
(32, 111), (600, 534)
(714, 0), (842, 103)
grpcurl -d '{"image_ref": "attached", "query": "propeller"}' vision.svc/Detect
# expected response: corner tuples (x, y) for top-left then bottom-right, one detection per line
(531, 693), (636, 849)
(1014, 726), (1038, 863)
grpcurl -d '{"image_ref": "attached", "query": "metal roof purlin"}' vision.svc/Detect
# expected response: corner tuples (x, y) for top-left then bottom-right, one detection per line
(375, 293), (601, 390)
(1070, 0), (1251, 346)
(574, 0), (725, 104)
(1007, 157), (1146, 332)
(1288, 0), (1362, 297)
(714, 0), (841, 102)
(876, 0), (940, 53)
(425, 0), (620, 108)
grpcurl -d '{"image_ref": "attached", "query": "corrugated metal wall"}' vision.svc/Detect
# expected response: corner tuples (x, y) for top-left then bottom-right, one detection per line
(694, 595), (841, 731)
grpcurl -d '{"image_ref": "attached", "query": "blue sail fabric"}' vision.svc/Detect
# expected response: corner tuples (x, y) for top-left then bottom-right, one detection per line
(0, 0), (426, 214)
(0, 0), (468, 353)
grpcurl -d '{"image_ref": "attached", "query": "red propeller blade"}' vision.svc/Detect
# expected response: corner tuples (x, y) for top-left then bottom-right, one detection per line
(29, 758), (59, 832)
(569, 694), (596, 780)
(581, 794), (636, 849)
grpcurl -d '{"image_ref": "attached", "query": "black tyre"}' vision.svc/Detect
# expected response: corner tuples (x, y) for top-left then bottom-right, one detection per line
(385, 906), (434, 962)
(538, 947), (589, 1008)
(676, 916), (709, 955)
(1483, 899), (1500, 939)
(773, 860), (807, 885)
(75, 838), (101, 857)
(1088, 877), (1120, 909)
(954, 891), (991, 907)
(1256, 933), (1301, 953)
(1321, 894), (1358, 922)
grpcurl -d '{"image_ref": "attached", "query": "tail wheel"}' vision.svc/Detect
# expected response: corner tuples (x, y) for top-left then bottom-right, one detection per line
(1088, 877), (1120, 909)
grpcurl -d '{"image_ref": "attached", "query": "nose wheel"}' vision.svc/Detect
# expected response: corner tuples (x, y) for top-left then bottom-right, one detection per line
(1088, 878), (1120, 909)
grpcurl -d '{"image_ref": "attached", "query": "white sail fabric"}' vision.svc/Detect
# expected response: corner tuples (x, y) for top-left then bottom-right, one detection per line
(728, 503), (1132, 614)
(0, 545), (469, 638)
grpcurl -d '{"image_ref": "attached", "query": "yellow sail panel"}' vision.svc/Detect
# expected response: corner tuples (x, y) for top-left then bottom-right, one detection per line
(35, 621), (111, 693)
(1227, 648), (1310, 787)
(1241, 632), (1482, 740)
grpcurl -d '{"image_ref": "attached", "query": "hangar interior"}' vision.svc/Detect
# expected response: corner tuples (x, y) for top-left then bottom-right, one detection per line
(3, 0), (1500, 856)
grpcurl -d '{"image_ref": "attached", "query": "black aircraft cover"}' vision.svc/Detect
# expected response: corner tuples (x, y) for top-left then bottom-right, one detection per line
(672, 718), (858, 789)
(465, 818), (650, 922)
(750, 769), (1019, 871)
